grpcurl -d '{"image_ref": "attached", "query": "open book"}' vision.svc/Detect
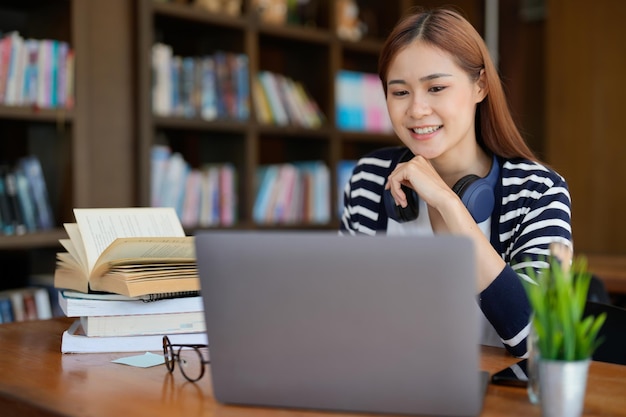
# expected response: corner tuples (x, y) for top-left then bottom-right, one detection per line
(53, 207), (199, 297)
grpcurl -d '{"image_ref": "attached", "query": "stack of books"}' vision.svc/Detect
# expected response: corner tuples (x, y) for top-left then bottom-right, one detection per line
(53, 207), (207, 353)
(58, 290), (207, 353)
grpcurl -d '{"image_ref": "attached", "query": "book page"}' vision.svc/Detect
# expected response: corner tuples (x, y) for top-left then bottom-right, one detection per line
(63, 223), (88, 272)
(74, 207), (186, 274)
(90, 236), (195, 279)
(56, 251), (83, 270)
(58, 239), (88, 275)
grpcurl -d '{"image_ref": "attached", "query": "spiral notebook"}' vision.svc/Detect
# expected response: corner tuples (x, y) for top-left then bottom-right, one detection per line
(195, 231), (487, 417)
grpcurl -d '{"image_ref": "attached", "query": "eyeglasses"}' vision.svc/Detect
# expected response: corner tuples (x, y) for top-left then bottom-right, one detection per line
(162, 335), (210, 382)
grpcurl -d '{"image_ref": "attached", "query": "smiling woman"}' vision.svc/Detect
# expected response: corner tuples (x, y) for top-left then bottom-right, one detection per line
(339, 7), (573, 358)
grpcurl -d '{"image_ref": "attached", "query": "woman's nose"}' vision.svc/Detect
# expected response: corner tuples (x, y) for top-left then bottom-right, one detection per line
(407, 94), (432, 118)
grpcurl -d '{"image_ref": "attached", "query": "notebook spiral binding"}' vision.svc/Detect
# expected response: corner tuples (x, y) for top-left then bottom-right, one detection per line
(142, 290), (201, 302)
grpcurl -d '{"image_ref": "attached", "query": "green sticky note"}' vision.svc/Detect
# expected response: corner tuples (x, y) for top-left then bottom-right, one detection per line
(112, 352), (165, 368)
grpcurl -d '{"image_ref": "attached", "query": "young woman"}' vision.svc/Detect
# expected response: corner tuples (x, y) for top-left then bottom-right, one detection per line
(340, 8), (572, 357)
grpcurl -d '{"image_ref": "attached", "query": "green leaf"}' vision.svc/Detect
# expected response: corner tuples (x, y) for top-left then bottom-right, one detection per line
(520, 254), (606, 361)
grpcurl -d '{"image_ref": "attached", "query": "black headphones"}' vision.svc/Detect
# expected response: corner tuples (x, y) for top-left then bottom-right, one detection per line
(383, 149), (500, 224)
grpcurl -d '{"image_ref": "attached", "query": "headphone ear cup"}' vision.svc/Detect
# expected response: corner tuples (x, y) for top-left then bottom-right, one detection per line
(384, 185), (419, 222)
(452, 174), (480, 197)
(453, 175), (495, 223)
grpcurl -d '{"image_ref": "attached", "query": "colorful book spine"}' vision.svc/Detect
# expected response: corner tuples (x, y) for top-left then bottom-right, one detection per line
(151, 146), (239, 228)
(253, 161), (330, 225)
(0, 287), (53, 323)
(150, 45), (250, 121)
(335, 70), (392, 133)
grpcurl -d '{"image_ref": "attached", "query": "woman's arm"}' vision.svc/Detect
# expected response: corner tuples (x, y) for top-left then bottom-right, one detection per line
(480, 161), (573, 357)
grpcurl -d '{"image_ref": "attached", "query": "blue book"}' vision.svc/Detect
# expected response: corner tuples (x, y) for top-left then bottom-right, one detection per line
(335, 70), (365, 131)
(0, 297), (14, 323)
(253, 165), (280, 224)
(170, 55), (181, 116)
(150, 144), (172, 207)
(14, 169), (38, 232)
(180, 56), (195, 117)
(18, 155), (54, 230)
(234, 54), (250, 120)
(0, 171), (14, 235)
(200, 56), (217, 120)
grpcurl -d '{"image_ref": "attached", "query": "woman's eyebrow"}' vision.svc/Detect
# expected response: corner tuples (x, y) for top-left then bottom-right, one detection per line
(387, 73), (453, 86)
(419, 73), (453, 82)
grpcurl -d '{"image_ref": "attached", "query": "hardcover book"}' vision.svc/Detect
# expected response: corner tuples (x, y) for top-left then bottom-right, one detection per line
(80, 310), (205, 337)
(61, 319), (208, 354)
(58, 290), (203, 317)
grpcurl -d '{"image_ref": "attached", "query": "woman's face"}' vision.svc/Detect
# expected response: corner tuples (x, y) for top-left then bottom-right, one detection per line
(385, 41), (486, 163)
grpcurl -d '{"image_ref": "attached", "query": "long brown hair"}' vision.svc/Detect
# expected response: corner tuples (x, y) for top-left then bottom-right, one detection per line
(378, 7), (537, 161)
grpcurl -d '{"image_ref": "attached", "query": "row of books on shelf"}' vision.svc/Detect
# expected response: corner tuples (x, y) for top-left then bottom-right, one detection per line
(0, 156), (55, 236)
(53, 207), (206, 353)
(253, 70), (325, 128)
(253, 161), (331, 225)
(151, 43), (249, 121)
(151, 144), (237, 228)
(0, 286), (53, 324)
(151, 43), (390, 135)
(150, 143), (358, 227)
(335, 70), (392, 133)
(0, 31), (74, 109)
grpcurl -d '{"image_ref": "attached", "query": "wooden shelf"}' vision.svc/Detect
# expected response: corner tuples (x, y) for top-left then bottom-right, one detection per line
(257, 22), (332, 44)
(153, 116), (249, 132)
(0, 105), (73, 123)
(152, 1), (248, 29)
(0, 229), (65, 250)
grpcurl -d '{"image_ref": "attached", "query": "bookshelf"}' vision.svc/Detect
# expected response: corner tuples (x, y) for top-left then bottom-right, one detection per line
(0, 0), (135, 288)
(0, 0), (73, 288)
(135, 0), (417, 229)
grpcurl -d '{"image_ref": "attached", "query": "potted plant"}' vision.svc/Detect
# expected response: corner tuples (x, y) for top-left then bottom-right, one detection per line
(521, 243), (607, 417)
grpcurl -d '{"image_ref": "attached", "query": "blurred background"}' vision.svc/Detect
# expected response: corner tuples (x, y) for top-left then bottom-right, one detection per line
(0, 0), (625, 309)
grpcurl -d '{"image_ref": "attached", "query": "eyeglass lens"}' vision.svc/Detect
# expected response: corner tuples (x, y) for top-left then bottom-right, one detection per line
(163, 336), (208, 382)
(176, 347), (206, 382)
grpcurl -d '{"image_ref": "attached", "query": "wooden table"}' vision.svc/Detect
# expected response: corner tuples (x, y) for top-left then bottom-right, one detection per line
(1, 318), (625, 417)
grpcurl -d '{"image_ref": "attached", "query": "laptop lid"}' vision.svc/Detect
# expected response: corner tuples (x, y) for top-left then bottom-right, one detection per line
(195, 231), (484, 417)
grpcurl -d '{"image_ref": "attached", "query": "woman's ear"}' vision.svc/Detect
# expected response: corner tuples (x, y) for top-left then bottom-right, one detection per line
(475, 69), (488, 103)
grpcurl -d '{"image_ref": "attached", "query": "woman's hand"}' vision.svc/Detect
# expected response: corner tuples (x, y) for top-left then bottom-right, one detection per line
(385, 154), (456, 212)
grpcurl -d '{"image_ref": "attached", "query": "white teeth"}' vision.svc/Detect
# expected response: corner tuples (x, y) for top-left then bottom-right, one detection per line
(412, 126), (441, 134)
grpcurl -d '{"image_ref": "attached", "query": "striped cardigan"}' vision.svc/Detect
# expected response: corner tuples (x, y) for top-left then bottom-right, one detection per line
(340, 146), (573, 357)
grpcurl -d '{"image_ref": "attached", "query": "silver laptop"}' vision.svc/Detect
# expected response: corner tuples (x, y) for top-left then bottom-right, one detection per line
(195, 231), (486, 416)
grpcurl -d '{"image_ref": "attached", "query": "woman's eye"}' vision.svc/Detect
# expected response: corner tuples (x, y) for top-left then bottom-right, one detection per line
(429, 86), (446, 93)
(390, 90), (408, 97)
